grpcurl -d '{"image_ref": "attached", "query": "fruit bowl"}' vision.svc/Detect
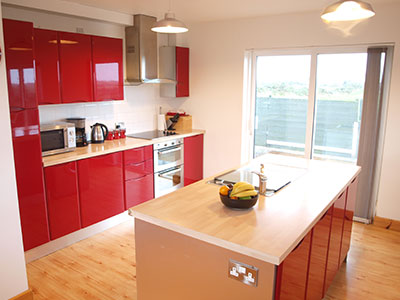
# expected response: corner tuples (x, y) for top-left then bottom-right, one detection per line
(220, 193), (259, 209)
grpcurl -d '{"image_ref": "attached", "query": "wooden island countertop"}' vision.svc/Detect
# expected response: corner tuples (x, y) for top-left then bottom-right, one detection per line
(130, 155), (360, 265)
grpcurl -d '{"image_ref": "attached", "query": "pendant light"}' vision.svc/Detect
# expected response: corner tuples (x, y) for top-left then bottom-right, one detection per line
(321, 0), (375, 21)
(151, 0), (188, 33)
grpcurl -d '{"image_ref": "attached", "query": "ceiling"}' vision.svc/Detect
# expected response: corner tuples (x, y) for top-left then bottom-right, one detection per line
(62, 0), (396, 23)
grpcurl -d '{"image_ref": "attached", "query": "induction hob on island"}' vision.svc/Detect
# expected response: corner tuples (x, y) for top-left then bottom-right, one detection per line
(126, 130), (177, 140)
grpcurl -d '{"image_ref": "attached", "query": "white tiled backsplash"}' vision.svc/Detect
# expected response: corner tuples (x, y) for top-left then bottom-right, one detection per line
(39, 85), (187, 140)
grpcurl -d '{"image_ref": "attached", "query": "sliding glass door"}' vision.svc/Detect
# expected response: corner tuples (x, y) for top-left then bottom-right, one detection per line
(253, 48), (368, 163)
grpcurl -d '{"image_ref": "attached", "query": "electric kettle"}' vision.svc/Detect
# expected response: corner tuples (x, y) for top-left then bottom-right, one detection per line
(90, 123), (108, 144)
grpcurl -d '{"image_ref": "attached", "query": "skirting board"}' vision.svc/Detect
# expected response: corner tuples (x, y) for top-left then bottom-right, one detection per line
(8, 289), (33, 300)
(353, 216), (371, 224)
(25, 211), (131, 263)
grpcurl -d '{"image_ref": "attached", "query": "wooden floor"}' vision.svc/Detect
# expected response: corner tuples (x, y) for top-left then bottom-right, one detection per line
(26, 221), (400, 300)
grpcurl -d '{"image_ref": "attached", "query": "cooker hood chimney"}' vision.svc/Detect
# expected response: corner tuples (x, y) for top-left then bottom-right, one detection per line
(125, 14), (176, 85)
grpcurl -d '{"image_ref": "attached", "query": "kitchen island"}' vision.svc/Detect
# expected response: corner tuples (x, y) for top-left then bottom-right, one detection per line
(129, 154), (360, 300)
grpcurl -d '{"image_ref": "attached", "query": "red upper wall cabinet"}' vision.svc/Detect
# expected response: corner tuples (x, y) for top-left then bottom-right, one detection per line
(176, 46), (189, 97)
(160, 46), (189, 98)
(92, 36), (124, 101)
(3, 19), (37, 109)
(34, 28), (61, 105)
(59, 31), (93, 103)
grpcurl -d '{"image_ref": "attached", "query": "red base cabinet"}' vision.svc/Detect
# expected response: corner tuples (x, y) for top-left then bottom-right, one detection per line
(324, 190), (347, 293)
(184, 134), (204, 186)
(78, 153), (124, 227)
(275, 231), (312, 300)
(306, 207), (333, 300)
(44, 162), (81, 240)
(124, 146), (154, 209)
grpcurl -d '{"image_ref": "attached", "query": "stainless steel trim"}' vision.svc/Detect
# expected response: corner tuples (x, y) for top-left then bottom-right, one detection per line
(158, 167), (182, 178)
(40, 122), (75, 131)
(157, 146), (182, 155)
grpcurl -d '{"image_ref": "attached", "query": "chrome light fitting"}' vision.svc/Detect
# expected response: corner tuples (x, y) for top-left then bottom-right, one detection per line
(321, 0), (375, 21)
(151, 12), (188, 33)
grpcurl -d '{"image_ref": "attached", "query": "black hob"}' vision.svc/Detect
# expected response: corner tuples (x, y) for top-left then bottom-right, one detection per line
(126, 130), (177, 140)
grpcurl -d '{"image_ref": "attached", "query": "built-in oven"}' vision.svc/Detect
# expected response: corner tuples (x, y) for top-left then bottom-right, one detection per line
(154, 138), (184, 198)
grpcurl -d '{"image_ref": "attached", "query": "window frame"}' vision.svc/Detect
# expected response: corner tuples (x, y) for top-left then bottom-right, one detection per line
(242, 45), (369, 163)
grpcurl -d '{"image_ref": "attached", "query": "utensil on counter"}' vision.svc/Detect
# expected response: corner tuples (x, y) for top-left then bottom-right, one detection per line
(90, 123), (108, 144)
(167, 113), (180, 130)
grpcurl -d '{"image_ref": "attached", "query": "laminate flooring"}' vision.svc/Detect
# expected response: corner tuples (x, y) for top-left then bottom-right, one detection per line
(26, 221), (400, 300)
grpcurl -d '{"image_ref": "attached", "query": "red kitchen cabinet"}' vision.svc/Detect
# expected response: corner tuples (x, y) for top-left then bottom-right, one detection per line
(124, 146), (154, 209)
(10, 109), (50, 250)
(184, 134), (204, 186)
(324, 190), (347, 293)
(176, 46), (189, 97)
(125, 174), (154, 208)
(44, 162), (81, 240)
(78, 153), (124, 227)
(3, 19), (37, 109)
(124, 145), (153, 165)
(92, 36), (124, 101)
(34, 28), (61, 105)
(275, 231), (312, 300)
(340, 177), (358, 265)
(59, 31), (93, 103)
(306, 207), (333, 300)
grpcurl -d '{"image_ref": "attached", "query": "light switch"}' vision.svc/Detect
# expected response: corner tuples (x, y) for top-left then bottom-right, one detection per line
(228, 259), (258, 287)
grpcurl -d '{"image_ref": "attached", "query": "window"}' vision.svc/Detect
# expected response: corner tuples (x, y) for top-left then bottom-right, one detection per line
(246, 47), (369, 163)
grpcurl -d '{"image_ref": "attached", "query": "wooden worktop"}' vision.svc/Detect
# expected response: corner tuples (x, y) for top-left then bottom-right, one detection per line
(130, 155), (360, 265)
(42, 129), (205, 167)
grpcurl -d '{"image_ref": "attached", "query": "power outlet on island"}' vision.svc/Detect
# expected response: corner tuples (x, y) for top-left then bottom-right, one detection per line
(228, 259), (258, 287)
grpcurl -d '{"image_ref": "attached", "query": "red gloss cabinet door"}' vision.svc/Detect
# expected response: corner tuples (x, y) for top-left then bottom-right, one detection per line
(92, 36), (124, 101)
(78, 153), (124, 227)
(34, 28), (61, 105)
(324, 190), (347, 293)
(59, 32), (93, 103)
(340, 177), (358, 265)
(10, 109), (50, 250)
(184, 135), (204, 186)
(124, 145), (153, 165)
(125, 174), (154, 209)
(176, 47), (189, 97)
(44, 162), (81, 240)
(275, 231), (312, 300)
(3, 19), (37, 109)
(306, 207), (333, 300)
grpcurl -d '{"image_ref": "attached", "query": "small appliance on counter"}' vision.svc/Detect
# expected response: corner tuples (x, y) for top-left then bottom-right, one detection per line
(66, 117), (87, 147)
(90, 123), (108, 144)
(40, 122), (76, 156)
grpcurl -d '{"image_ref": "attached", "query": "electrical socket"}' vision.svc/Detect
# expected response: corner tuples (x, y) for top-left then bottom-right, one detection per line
(228, 259), (258, 287)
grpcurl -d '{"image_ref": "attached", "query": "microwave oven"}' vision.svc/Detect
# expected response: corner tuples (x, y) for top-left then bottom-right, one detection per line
(40, 123), (76, 157)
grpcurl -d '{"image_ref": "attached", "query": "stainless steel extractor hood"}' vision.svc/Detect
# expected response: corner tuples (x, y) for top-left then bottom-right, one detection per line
(125, 14), (176, 85)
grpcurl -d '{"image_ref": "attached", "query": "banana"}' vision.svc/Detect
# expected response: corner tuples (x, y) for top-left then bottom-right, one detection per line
(234, 190), (258, 198)
(231, 181), (255, 197)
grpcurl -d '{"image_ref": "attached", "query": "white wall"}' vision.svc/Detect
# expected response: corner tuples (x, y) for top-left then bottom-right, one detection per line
(181, 3), (400, 220)
(2, 5), (188, 135)
(0, 1), (30, 299)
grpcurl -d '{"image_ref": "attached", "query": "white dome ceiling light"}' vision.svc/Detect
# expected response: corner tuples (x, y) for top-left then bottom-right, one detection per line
(321, 0), (375, 21)
(151, 12), (188, 33)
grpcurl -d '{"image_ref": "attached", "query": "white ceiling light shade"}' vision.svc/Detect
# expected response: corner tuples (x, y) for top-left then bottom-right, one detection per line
(151, 12), (188, 33)
(321, 0), (375, 21)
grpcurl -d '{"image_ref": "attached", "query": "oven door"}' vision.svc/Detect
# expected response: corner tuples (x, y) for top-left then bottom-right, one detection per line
(154, 144), (184, 173)
(154, 166), (184, 198)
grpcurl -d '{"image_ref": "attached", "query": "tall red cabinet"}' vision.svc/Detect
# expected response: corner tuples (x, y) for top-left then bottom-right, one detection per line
(3, 19), (50, 250)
